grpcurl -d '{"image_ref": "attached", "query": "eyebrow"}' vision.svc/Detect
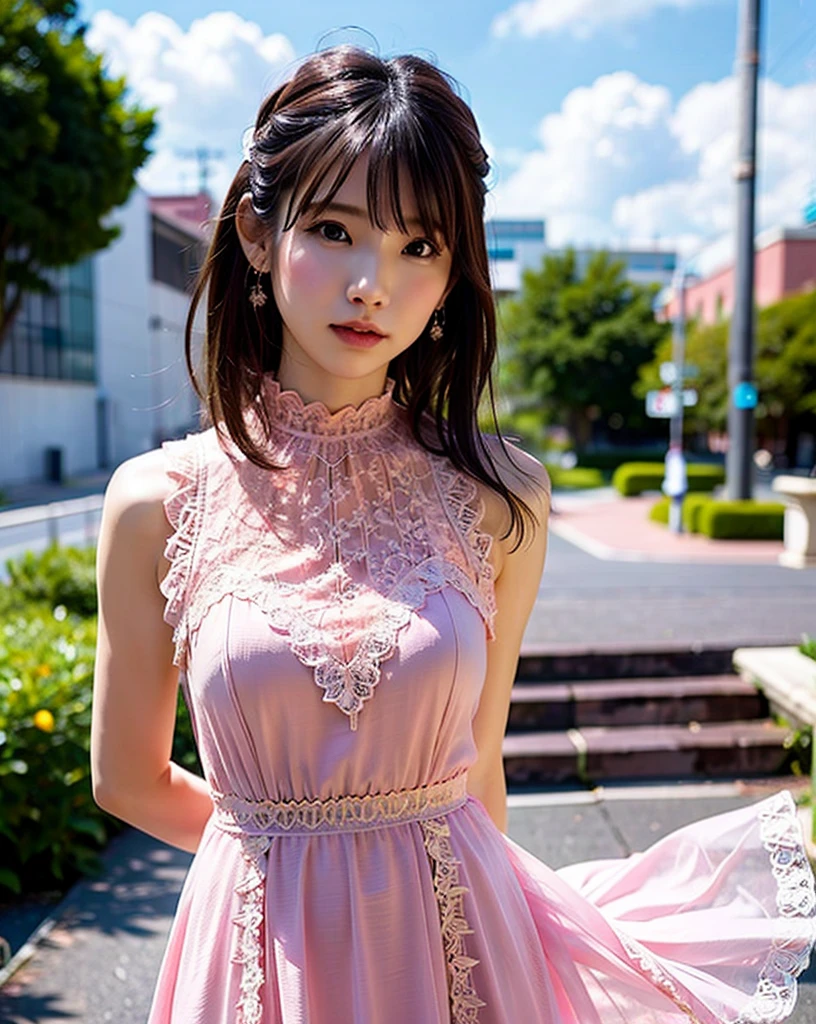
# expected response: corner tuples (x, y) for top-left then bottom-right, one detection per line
(305, 201), (439, 235)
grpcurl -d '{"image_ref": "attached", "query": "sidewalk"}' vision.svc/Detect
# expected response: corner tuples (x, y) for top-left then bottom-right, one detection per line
(550, 488), (786, 564)
(2, 779), (815, 1023)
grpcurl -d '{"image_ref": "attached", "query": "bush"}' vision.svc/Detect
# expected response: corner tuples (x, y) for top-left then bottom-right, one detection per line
(698, 501), (785, 540)
(5, 543), (98, 617)
(649, 493), (715, 531)
(544, 465), (605, 490)
(682, 494), (714, 533)
(649, 497), (670, 524)
(612, 461), (725, 497)
(0, 547), (202, 899)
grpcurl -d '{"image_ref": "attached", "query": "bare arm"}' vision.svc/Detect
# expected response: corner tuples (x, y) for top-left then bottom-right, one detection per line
(467, 440), (551, 834)
(90, 448), (213, 854)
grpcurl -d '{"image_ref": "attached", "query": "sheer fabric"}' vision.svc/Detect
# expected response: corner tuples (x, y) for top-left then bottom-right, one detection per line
(147, 372), (816, 1024)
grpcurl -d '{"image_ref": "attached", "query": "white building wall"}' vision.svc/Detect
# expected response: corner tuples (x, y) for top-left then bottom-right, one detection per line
(0, 185), (206, 488)
(0, 376), (96, 483)
(95, 187), (154, 463)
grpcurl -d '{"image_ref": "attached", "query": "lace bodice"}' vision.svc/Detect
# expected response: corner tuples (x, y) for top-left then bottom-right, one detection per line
(160, 373), (498, 730)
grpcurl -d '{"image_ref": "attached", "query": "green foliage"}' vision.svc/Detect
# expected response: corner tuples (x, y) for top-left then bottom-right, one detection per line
(635, 288), (816, 433)
(5, 542), (97, 616)
(612, 462), (725, 497)
(649, 493), (714, 531)
(800, 635), (816, 661)
(0, 546), (201, 898)
(682, 493), (714, 533)
(498, 248), (669, 446)
(649, 496), (670, 524)
(698, 501), (785, 540)
(0, 0), (157, 342)
(544, 465), (605, 490)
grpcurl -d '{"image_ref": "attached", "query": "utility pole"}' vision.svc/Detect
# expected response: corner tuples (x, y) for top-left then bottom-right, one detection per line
(667, 266), (688, 533)
(726, 0), (762, 500)
(175, 146), (225, 196)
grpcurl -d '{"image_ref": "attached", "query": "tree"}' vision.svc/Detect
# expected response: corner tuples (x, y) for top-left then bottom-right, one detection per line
(635, 287), (816, 461)
(498, 248), (669, 448)
(0, 0), (157, 345)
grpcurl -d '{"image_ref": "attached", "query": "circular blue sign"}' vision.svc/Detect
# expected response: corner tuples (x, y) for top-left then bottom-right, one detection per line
(733, 382), (758, 410)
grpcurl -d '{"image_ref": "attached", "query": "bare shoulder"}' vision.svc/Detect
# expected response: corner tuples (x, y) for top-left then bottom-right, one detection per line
(100, 448), (174, 589)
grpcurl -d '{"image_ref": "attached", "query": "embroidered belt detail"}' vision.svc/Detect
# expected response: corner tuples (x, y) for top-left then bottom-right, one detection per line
(210, 772), (469, 836)
(210, 774), (471, 1024)
(419, 815), (486, 1023)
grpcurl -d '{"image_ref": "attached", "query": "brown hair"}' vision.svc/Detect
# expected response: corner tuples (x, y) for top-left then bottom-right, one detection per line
(184, 44), (543, 551)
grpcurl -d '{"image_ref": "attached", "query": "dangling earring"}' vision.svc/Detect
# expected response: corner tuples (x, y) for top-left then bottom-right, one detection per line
(429, 307), (445, 342)
(248, 269), (267, 309)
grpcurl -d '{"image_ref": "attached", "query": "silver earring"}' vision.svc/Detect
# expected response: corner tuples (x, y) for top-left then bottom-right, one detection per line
(248, 269), (267, 309)
(429, 307), (444, 342)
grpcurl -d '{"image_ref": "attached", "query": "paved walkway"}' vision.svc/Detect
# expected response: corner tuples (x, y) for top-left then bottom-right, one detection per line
(3, 780), (815, 1023)
(551, 492), (784, 564)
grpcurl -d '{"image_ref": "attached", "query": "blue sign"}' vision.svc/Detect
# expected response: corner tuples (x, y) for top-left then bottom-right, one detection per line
(733, 382), (758, 410)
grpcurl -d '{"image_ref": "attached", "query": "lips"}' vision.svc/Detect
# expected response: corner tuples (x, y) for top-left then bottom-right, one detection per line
(330, 324), (387, 349)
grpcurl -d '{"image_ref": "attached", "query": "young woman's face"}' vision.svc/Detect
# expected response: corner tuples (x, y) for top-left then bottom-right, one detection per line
(269, 152), (454, 386)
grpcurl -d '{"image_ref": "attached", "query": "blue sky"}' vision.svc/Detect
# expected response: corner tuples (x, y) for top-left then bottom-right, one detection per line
(81, 0), (816, 265)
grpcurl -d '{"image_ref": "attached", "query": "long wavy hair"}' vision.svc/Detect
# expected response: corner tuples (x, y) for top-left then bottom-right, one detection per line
(184, 44), (543, 550)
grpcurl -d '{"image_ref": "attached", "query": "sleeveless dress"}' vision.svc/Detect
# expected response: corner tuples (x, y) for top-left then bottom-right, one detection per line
(146, 372), (816, 1024)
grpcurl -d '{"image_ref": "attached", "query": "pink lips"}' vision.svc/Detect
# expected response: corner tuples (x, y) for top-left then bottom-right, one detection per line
(330, 325), (386, 349)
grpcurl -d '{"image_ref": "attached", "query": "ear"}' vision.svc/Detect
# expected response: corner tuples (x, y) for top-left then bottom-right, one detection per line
(235, 193), (272, 272)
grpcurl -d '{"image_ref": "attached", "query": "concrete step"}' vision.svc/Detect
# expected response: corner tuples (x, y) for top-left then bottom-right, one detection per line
(508, 675), (768, 731)
(516, 646), (737, 683)
(502, 719), (794, 787)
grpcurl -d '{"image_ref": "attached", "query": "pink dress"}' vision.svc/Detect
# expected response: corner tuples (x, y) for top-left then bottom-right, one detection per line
(147, 373), (816, 1024)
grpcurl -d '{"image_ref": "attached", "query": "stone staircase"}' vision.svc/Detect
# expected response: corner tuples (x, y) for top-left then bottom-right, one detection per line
(503, 646), (796, 789)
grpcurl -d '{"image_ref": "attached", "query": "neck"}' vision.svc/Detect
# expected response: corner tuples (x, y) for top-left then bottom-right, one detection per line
(276, 350), (390, 414)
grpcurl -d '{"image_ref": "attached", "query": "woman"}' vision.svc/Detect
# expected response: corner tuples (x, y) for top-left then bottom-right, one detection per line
(90, 44), (815, 1023)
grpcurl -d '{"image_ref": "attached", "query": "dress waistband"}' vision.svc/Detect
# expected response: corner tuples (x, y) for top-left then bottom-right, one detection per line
(209, 772), (470, 837)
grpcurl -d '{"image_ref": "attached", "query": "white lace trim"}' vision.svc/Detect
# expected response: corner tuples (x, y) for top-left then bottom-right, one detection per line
(420, 815), (487, 1022)
(159, 421), (497, 722)
(159, 434), (202, 670)
(619, 790), (816, 1024)
(218, 777), (471, 1023)
(231, 833), (272, 1024)
(735, 790), (816, 1023)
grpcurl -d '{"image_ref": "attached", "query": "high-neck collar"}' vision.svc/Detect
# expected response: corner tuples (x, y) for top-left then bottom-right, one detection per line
(257, 373), (400, 439)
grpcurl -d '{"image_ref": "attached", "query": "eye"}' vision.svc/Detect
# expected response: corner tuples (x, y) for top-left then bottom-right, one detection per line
(404, 237), (441, 259)
(308, 221), (351, 244)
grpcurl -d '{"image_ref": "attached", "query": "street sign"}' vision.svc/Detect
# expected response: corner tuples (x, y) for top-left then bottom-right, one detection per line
(659, 362), (699, 385)
(646, 389), (698, 418)
(733, 382), (758, 409)
(646, 390), (679, 418)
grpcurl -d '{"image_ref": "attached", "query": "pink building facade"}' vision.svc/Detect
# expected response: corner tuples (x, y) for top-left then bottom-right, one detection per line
(661, 228), (816, 324)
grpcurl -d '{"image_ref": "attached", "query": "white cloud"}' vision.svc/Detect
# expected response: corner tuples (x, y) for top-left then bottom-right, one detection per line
(490, 71), (816, 263)
(86, 11), (296, 199)
(491, 0), (713, 40)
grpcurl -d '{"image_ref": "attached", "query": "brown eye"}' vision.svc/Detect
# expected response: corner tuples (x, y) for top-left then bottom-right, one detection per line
(404, 238), (439, 258)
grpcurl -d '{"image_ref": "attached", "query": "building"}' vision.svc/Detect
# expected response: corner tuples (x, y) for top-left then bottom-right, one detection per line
(0, 189), (210, 487)
(486, 217), (676, 297)
(660, 227), (816, 325)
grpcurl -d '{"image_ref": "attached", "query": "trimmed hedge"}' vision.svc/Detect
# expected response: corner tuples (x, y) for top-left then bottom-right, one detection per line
(544, 465), (605, 490)
(682, 494), (714, 533)
(613, 461), (725, 497)
(698, 501), (785, 540)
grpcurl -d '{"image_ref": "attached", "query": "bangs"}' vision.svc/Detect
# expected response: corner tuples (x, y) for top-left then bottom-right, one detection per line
(281, 105), (460, 250)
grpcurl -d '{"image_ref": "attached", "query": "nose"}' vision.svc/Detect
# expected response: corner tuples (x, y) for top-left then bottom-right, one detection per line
(346, 252), (390, 310)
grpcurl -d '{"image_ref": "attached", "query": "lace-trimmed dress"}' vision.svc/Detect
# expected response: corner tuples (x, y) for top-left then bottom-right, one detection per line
(147, 373), (816, 1024)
